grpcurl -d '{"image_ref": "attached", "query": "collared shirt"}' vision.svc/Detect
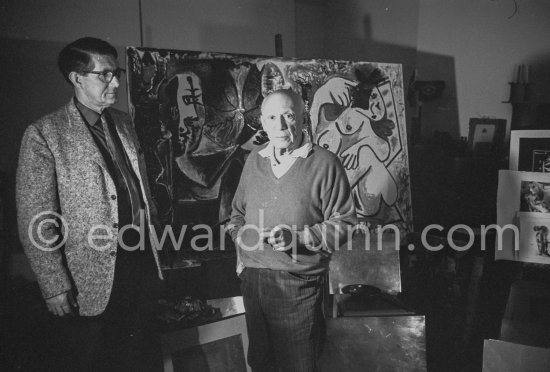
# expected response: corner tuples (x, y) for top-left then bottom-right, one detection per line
(74, 98), (145, 245)
(258, 134), (313, 178)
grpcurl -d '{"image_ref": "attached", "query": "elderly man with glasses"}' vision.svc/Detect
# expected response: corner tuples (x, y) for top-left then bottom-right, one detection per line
(16, 37), (163, 371)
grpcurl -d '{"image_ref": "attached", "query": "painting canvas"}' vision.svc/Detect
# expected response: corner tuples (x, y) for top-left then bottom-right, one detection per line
(329, 234), (402, 293)
(126, 47), (412, 240)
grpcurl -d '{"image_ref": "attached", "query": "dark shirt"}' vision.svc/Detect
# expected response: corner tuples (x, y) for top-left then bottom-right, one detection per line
(74, 98), (146, 250)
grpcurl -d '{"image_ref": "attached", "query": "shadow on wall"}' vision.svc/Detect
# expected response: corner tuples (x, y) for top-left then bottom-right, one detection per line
(319, 13), (463, 237)
(0, 38), (73, 173)
(512, 51), (550, 130)
(295, 8), (462, 232)
(528, 51), (550, 104)
(0, 38), (75, 276)
(357, 15), (459, 143)
(299, 13), (460, 146)
(414, 50), (460, 141)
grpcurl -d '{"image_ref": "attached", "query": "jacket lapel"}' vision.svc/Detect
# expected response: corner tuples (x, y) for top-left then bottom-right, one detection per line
(107, 108), (141, 178)
(64, 101), (144, 194)
(64, 100), (109, 171)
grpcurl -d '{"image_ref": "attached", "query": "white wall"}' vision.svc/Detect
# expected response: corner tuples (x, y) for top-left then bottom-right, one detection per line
(313, 0), (420, 64)
(294, 0), (325, 59)
(142, 0), (295, 56)
(416, 0), (550, 138)
(0, 0), (140, 44)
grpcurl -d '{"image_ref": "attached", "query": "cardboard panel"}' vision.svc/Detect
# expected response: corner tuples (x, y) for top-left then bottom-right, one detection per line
(483, 339), (550, 372)
(320, 316), (426, 371)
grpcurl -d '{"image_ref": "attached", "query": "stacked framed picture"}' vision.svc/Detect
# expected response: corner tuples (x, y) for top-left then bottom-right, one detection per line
(509, 130), (550, 172)
(496, 130), (550, 263)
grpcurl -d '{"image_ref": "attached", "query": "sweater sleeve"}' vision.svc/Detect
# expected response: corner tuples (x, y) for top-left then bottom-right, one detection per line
(16, 124), (72, 299)
(305, 156), (357, 253)
(227, 154), (252, 243)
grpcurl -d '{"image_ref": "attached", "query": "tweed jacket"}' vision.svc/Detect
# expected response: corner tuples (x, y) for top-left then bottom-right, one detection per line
(16, 99), (163, 316)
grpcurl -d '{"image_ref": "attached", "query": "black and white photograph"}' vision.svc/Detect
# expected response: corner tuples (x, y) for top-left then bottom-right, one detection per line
(532, 150), (550, 172)
(3, 1), (550, 372)
(520, 181), (550, 213)
(510, 130), (550, 171)
(498, 171), (550, 262)
(517, 213), (550, 264)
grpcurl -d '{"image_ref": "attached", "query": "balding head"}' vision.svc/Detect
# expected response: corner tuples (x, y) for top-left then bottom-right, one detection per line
(260, 89), (306, 153)
(261, 89), (304, 115)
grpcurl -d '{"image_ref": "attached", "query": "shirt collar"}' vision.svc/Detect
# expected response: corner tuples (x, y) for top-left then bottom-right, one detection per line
(74, 97), (102, 127)
(258, 134), (313, 162)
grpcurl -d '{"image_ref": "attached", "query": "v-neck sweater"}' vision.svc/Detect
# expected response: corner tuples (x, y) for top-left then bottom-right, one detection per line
(229, 144), (357, 274)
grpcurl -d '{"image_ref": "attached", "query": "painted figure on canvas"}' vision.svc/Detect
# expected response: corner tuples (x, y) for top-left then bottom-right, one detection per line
(156, 66), (266, 221)
(160, 72), (209, 186)
(310, 66), (401, 223)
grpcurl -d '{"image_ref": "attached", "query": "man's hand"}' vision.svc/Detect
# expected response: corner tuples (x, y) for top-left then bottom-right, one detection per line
(260, 226), (294, 251)
(45, 291), (78, 317)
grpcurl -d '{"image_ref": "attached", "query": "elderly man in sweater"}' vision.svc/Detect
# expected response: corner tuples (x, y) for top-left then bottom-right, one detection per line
(228, 89), (357, 372)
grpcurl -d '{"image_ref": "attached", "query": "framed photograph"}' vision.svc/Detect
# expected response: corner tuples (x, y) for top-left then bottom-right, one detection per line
(467, 118), (506, 156)
(509, 130), (550, 171)
(519, 181), (550, 213)
(517, 213), (550, 264)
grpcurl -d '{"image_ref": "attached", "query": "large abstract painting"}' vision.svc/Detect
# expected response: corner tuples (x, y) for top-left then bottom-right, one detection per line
(126, 47), (412, 235)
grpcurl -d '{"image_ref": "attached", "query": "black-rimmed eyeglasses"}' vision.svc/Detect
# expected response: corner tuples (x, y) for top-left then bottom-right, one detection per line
(82, 68), (126, 83)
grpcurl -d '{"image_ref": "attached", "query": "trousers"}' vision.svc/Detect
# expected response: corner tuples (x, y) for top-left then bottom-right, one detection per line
(240, 267), (326, 372)
(48, 241), (162, 372)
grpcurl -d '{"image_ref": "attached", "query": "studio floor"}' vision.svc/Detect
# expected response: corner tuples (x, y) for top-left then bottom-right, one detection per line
(0, 245), (532, 372)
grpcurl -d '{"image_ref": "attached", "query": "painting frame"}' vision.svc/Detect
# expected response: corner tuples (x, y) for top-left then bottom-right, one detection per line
(467, 118), (506, 156)
(509, 130), (550, 171)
